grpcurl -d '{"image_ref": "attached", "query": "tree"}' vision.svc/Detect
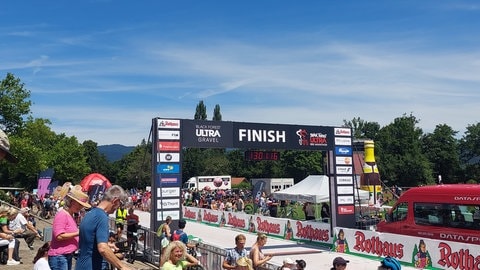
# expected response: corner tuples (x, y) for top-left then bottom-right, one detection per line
(459, 123), (480, 182)
(1, 118), (90, 189)
(343, 117), (380, 140)
(375, 114), (434, 187)
(114, 140), (151, 188)
(422, 124), (461, 184)
(213, 104), (222, 121)
(194, 100), (207, 120)
(83, 140), (112, 177)
(0, 73), (32, 133)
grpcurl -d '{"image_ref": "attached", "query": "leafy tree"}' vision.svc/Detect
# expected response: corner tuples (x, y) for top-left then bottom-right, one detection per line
(422, 124), (461, 184)
(459, 123), (480, 182)
(1, 118), (90, 189)
(375, 114), (434, 187)
(213, 104), (222, 121)
(281, 150), (324, 182)
(194, 100), (207, 120)
(83, 140), (112, 177)
(115, 140), (151, 188)
(343, 117), (380, 140)
(0, 73), (32, 133)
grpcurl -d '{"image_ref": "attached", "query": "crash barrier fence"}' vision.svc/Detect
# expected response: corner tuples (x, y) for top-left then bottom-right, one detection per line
(106, 218), (280, 270)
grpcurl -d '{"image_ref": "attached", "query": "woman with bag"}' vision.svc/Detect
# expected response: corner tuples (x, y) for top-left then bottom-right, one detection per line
(157, 216), (172, 249)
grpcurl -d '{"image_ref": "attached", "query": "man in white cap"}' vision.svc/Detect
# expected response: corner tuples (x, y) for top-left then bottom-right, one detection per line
(0, 129), (18, 163)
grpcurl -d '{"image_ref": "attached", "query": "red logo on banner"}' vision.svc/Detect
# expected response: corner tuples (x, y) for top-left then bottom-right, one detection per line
(158, 141), (180, 151)
(338, 205), (354, 214)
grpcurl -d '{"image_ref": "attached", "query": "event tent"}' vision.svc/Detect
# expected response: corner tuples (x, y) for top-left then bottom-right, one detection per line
(272, 175), (370, 203)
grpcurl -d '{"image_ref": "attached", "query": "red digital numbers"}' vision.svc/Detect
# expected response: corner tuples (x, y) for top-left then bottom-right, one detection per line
(244, 151), (280, 161)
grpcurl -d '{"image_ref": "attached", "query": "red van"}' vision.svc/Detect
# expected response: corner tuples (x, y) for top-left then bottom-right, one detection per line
(376, 184), (480, 244)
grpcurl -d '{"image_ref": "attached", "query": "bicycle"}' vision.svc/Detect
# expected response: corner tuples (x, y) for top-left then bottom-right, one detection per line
(186, 242), (205, 270)
(125, 231), (141, 264)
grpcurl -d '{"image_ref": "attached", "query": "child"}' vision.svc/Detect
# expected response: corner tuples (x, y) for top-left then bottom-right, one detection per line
(33, 242), (51, 270)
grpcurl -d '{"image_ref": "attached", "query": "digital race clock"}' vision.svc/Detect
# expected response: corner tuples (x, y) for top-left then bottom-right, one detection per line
(244, 150), (280, 161)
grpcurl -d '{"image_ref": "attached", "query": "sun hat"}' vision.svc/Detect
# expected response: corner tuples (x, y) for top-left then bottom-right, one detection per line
(0, 129), (18, 163)
(283, 258), (295, 264)
(236, 257), (253, 270)
(66, 185), (91, 208)
(333, 257), (349, 265)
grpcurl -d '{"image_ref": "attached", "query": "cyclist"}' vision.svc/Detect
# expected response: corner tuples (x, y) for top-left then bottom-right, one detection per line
(125, 207), (139, 263)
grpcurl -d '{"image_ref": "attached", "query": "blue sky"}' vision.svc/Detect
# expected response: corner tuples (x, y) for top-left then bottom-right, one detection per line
(1, 1), (480, 146)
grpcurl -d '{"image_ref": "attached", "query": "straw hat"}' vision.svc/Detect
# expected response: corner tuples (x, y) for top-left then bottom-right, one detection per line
(236, 257), (253, 270)
(66, 185), (91, 208)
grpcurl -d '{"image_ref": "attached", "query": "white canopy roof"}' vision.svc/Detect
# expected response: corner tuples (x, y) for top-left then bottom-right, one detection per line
(272, 175), (370, 204)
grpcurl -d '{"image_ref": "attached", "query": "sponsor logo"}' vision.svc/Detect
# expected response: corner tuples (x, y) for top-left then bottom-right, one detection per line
(160, 177), (179, 184)
(337, 185), (353, 195)
(158, 141), (180, 151)
(296, 129), (328, 147)
(337, 196), (354, 205)
(157, 187), (180, 197)
(157, 164), (180, 174)
(353, 231), (404, 258)
(158, 130), (180, 140)
(335, 137), (352, 146)
(335, 146), (352, 156)
(438, 242), (480, 268)
(336, 176), (353, 185)
(336, 156), (352, 165)
(158, 119), (180, 129)
(238, 129), (286, 143)
(195, 124), (222, 143)
(338, 205), (355, 214)
(157, 210), (180, 221)
(336, 166), (352, 174)
(157, 199), (180, 209)
(158, 153), (180, 162)
(334, 128), (351, 136)
(295, 221), (330, 242)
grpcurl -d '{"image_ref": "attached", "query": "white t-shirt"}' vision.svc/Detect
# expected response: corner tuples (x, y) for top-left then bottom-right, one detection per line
(34, 257), (51, 270)
(8, 214), (28, 231)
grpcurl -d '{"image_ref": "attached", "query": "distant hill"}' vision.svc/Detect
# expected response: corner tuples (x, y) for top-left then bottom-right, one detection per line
(98, 144), (135, 162)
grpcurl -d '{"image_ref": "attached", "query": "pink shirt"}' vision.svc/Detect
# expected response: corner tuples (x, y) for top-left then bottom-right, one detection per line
(48, 209), (79, 256)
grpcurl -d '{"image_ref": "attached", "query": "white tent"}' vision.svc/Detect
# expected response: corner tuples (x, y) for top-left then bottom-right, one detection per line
(272, 175), (370, 204)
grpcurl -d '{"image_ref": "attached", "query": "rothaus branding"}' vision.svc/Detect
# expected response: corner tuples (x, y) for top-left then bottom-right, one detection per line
(158, 119), (180, 129)
(196, 124), (221, 143)
(238, 129), (286, 143)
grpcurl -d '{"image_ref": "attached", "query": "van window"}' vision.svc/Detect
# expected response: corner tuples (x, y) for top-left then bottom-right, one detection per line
(392, 202), (408, 222)
(414, 202), (479, 230)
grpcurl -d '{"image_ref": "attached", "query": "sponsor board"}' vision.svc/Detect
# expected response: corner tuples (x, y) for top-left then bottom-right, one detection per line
(338, 205), (355, 214)
(157, 210), (180, 221)
(157, 187), (180, 197)
(157, 152), (180, 162)
(158, 119), (180, 129)
(158, 130), (180, 140)
(335, 146), (352, 156)
(158, 141), (180, 151)
(157, 164), (180, 174)
(182, 120), (234, 148)
(157, 198), (181, 209)
(156, 177), (180, 187)
(336, 156), (352, 165)
(337, 195), (354, 205)
(337, 185), (354, 195)
(336, 176), (354, 185)
(336, 166), (353, 174)
(334, 128), (351, 137)
(335, 137), (352, 146)
(295, 129), (328, 147)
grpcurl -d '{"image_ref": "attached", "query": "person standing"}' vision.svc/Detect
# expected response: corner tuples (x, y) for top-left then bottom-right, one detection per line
(75, 185), (134, 270)
(125, 207), (139, 263)
(321, 202), (330, 222)
(250, 233), (273, 270)
(223, 234), (249, 270)
(114, 203), (127, 240)
(304, 202), (315, 220)
(156, 216), (172, 250)
(48, 186), (91, 270)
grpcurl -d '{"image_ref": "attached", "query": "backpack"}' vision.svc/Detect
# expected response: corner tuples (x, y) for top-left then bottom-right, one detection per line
(381, 256), (401, 270)
(171, 230), (186, 242)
